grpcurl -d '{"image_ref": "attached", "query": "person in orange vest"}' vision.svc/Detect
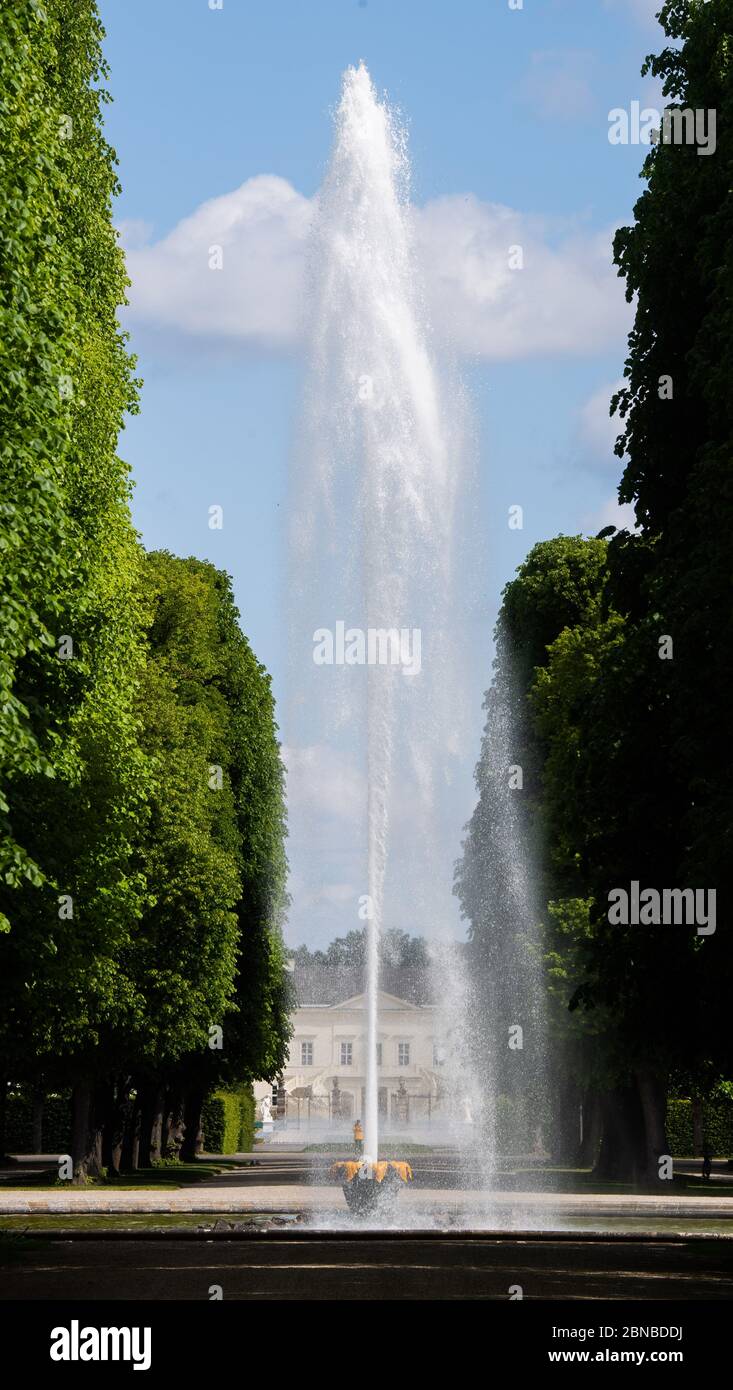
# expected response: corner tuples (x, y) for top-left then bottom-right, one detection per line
(353, 1119), (364, 1155)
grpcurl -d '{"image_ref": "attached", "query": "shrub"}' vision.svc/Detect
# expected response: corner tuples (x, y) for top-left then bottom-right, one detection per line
(4, 1091), (71, 1152)
(666, 1098), (733, 1157)
(666, 1099), (695, 1156)
(202, 1085), (256, 1154)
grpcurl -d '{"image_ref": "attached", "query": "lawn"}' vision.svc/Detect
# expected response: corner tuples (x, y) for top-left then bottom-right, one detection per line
(0, 1158), (252, 1191)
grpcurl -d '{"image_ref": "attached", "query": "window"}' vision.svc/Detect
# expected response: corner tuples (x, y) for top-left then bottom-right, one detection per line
(398, 1042), (410, 1067)
(376, 1043), (382, 1067)
(340, 1041), (353, 1066)
(301, 1040), (313, 1066)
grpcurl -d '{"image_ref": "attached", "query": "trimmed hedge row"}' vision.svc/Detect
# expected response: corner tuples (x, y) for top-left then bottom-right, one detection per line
(202, 1085), (256, 1154)
(7, 1088), (726, 1159)
(5, 1084), (256, 1158)
(483, 1095), (733, 1158)
(4, 1093), (71, 1152)
(666, 1098), (733, 1156)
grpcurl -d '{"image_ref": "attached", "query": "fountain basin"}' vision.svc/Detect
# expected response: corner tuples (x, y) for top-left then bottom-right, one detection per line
(330, 1159), (413, 1215)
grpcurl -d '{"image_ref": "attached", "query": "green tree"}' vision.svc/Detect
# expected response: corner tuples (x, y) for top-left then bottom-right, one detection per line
(0, 0), (148, 1171)
(460, 0), (733, 1183)
(455, 537), (608, 1151)
(608, 0), (733, 1087)
(533, 0), (733, 1177)
(291, 927), (432, 1005)
(0, 1), (77, 906)
(133, 557), (291, 1164)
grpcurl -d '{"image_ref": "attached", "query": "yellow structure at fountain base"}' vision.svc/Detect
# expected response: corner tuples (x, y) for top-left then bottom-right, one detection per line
(329, 1160), (413, 1184)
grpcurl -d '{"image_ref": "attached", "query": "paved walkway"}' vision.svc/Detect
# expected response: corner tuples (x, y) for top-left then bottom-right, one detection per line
(3, 1183), (733, 1228)
(3, 1151), (733, 1230)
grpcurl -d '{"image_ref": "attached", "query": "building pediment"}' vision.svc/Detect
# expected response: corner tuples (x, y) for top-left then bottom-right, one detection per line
(328, 989), (426, 1012)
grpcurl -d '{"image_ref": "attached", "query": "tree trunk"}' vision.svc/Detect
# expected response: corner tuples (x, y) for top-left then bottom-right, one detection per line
(180, 1086), (205, 1162)
(0, 1075), (9, 1163)
(70, 1080), (103, 1184)
(101, 1078), (127, 1177)
(636, 1067), (669, 1184)
(31, 1090), (44, 1154)
(137, 1084), (154, 1169)
(578, 1088), (603, 1168)
(162, 1087), (185, 1159)
(120, 1090), (141, 1172)
(692, 1096), (704, 1157)
(594, 1085), (646, 1184)
(137, 1083), (165, 1169)
(551, 1074), (580, 1164)
(150, 1093), (164, 1164)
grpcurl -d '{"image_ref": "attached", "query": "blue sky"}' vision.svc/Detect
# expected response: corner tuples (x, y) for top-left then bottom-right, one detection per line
(99, 0), (666, 944)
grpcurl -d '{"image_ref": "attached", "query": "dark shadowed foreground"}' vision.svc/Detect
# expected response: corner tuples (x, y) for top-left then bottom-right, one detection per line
(1, 1231), (732, 1301)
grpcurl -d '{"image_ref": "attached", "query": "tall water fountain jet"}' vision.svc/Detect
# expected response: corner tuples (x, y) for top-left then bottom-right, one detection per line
(287, 63), (523, 1220)
(298, 59), (460, 1162)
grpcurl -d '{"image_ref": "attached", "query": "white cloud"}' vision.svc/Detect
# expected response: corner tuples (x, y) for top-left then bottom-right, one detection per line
(123, 175), (312, 349)
(519, 50), (596, 121)
(318, 883), (357, 903)
(281, 743), (364, 825)
(117, 218), (154, 251)
(289, 880), (358, 915)
(578, 378), (626, 467)
(416, 197), (630, 360)
(583, 495), (638, 535)
(122, 178), (631, 361)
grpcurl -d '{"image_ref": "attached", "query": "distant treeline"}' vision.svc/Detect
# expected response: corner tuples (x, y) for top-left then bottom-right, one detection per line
(0, 2), (290, 1178)
(290, 928), (437, 1006)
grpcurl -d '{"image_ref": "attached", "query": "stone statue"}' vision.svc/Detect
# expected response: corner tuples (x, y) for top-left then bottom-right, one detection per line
(260, 1096), (273, 1125)
(532, 1125), (548, 1159)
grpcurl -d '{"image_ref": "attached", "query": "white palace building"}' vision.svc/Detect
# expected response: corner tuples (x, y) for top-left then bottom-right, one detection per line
(256, 988), (446, 1131)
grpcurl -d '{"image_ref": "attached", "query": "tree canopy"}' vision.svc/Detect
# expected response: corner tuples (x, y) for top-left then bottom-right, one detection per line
(0, 2), (290, 1176)
(456, 0), (733, 1177)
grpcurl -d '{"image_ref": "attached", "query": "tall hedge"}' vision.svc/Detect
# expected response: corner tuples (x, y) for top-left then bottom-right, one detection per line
(202, 1087), (256, 1156)
(143, 557), (292, 1116)
(0, 1), (149, 1162)
(126, 552), (244, 1071)
(666, 1100), (733, 1158)
(0, 4), (291, 1178)
(0, 1), (78, 908)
